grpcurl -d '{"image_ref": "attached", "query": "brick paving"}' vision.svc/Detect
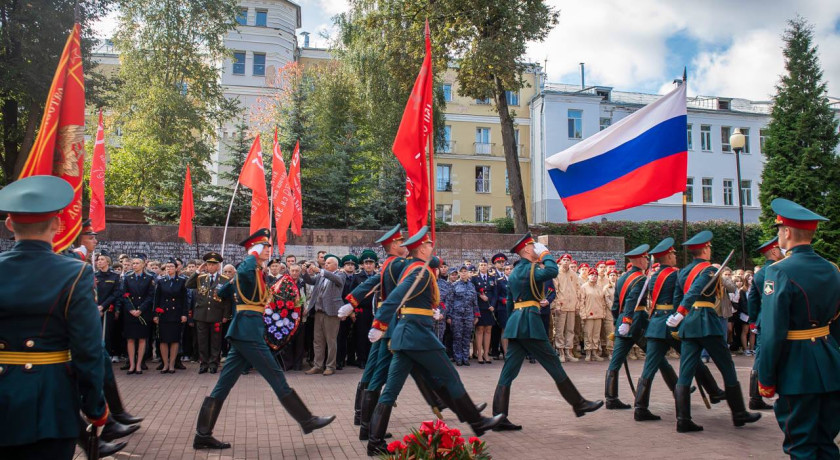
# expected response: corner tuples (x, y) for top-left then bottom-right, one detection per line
(79, 355), (797, 459)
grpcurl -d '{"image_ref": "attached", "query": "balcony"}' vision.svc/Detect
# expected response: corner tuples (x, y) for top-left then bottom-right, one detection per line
(474, 142), (494, 155)
(436, 181), (452, 192)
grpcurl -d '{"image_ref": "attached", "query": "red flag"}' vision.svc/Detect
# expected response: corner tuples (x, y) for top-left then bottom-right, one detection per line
(392, 20), (433, 236)
(19, 23), (86, 252)
(288, 141), (303, 235)
(239, 134), (270, 233)
(178, 166), (195, 244)
(89, 110), (107, 232)
(271, 129), (294, 254)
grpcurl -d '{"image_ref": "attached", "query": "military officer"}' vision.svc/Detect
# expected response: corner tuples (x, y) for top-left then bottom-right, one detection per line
(745, 236), (781, 410)
(351, 250), (379, 369)
(492, 233), (603, 431)
(0, 176), (109, 459)
(70, 218), (98, 262)
(472, 259), (497, 363)
(489, 253), (508, 359)
(366, 227), (503, 456)
(121, 253), (156, 374)
(193, 229), (334, 450)
(96, 249), (123, 357)
(757, 199), (840, 459)
(666, 231), (760, 432)
(186, 252), (232, 374)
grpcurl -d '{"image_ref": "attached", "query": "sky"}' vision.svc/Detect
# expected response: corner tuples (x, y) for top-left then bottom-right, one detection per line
(94, 0), (840, 100)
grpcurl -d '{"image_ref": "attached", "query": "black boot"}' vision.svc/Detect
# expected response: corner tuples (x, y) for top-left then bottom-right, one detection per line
(492, 385), (522, 431)
(633, 378), (661, 421)
(193, 396), (231, 449)
(279, 389), (335, 434)
(100, 417), (140, 442)
(354, 381), (366, 426)
(558, 378), (603, 417)
(674, 385), (703, 433)
(415, 373), (447, 416)
(103, 378), (144, 425)
(359, 389), (377, 441)
(748, 370), (773, 410)
(452, 393), (504, 436)
(605, 369), (630, 409)
(695, 364), (725, 404)
(367, 403), (392, 456)
(435, 386), (486, 423)
(660, 363), (678, 393)
(725, 384), (761, 427)
(78, 417), (127, 458)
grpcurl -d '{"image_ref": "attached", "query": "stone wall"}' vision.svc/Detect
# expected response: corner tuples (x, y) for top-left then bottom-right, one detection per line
(0, 224), (625, 267)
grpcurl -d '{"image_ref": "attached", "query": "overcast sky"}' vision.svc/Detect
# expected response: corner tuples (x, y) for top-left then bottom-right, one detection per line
(95, 0), (840, 100)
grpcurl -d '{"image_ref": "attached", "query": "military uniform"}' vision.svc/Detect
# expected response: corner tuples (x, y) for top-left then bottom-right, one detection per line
(745, 237), (779, 410)
(352, 250), (379, 368)
(96, 263), (123, 357)
(153, 271), (188, 344)
(435, 274), (453, 342)
(447, 274), (479, 365)
(186, 252), (232, 373)
(121, 268), (156, 340)
(757, 199), (840, 459)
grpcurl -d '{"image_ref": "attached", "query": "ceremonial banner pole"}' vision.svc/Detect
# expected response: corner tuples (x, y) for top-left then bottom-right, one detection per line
(220, 181), (240, 258)
(429, 127), (436, 241)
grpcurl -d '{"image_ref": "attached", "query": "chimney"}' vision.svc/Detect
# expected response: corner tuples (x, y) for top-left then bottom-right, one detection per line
(301, 31), (310, 48)
(579, 62), (585, 89)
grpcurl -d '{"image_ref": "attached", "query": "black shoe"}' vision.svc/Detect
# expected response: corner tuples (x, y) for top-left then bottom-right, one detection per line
(749, 398), (773, 410)
(725, 384), (761, 427)
(452, 393), (504, 436)
(127, 370), (136, 375)
(280, 389), (335, 434)
(135, 370), (142, 375)
(199, 365), (208, 374)
(529, 358), (537, 364)
(194, 397), (231, 449)
(78, 415), (128, 458)
(100, 417), (140, 442)
(604, 369), (631, 409)
(160, 369), (169, 374)
(156, 362), (165, 371)
(209, 366), (218, 374)
(104, 378), (144, 425)
(492, 385), (522, 431)
(633, 378), (661, 421)
(367, 403), (392, 456)
(354, 382), (366, 426)
(558, 378), (603, 417)
(464, 360), (471, 366)
(141, 362), (148, 370)
(695, 363), (725, 404)
(675, 385), (703, 433)
(456, 361), (462, 366)
(175, 360), (186, 370)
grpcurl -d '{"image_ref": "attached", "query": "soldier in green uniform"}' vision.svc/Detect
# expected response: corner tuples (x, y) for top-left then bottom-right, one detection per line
(757, 199), (840, 459)
(366, 227), (502, 456)
(745, 236), (780, 410)
(634, 237), (726, 421)
(0, 176), (110, 459)
(492, 233), (602, 431)
(666, 230), (760, 432)
(193, 229), (334, 450)
(186, 252), (232, 374)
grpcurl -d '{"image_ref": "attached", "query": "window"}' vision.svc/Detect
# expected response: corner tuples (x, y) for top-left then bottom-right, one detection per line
(232, 51), (246, 75)
(721, 126), (731, 152)
(506, 91), (519, 106)
(475, 206), (491, 222)
(476, 97), (491, 105)
(436, 164), (452, 191)
(235, 8), (248, 25)
(723, 179), (734, 206)
(568, 109), (583, 139)
(701, 125), (711, 151)
(740, 180), (752, 206)
(505, 169), (510, 195)
(702, 178), (713, 203)
(685, 177), (694, 203)
(505, 207), (513, 218)
(253, 53), (266, 76)
(760, 129), (768, 153)
(436, 204), (453, 223)
(686, 124), (693, 150)
(442, 84), (453, 102)
(600, 117), (611, 131)
(514, 128), (521, 156)
(255, 9), (267, 27)
(740, 128), (750, 154)
(475, 128), (491, 155)
(475, 166), (490, 193)
(440, 125), (452, 153)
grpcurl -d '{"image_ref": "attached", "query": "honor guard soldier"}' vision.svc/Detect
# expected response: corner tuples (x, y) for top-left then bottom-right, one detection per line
(365, 227), (503, 456)
(745, 237), (781, 410)
(351, 250), (379, 369)
(0, 176), (109, 460)
(493, 233), (603, 431)
(186, 252), (232, 374)
(757, 199), (840, 459)
(666, 231), (760, 432)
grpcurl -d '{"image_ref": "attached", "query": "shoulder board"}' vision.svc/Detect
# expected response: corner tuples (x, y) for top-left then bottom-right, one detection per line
(219, 274), (230, 280)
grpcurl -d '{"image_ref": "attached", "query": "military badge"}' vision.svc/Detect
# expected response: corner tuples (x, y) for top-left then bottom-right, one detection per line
(764, 281), (774, 295)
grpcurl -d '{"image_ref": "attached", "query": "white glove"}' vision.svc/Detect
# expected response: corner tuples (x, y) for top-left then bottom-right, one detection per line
(666, 312), (684, 327)
(618, 323), (630, 336)
(75, 246), (88, 257)
(248, 244), (265, 257)
(432, 308), (443, 321)
(368, 328), (384, 343)
(338, 303), (354, 319)
(533, 242), (549, 256)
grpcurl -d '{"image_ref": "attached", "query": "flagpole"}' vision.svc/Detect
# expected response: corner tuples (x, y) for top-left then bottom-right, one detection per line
(428, 131), (436, 242)
(220, 181), (240, 258)
(193, 219), (199, 259)
(681, 67), (688, 266)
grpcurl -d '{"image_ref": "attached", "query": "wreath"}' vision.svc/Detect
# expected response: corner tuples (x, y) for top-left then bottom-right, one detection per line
(263, 274), (303, 350)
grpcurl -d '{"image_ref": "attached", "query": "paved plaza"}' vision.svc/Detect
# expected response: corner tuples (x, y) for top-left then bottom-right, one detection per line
(78, 355), (799, 459)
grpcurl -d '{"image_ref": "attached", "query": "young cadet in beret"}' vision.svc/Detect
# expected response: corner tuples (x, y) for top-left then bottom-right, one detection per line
(757, 199), (840, 458)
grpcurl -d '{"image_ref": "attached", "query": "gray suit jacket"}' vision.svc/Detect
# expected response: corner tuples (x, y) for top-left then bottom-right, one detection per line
(303, 269), (345, 316)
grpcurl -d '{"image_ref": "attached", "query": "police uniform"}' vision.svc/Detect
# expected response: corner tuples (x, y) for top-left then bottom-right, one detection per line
(193, 229), (334, 450)
(745, 237), (779, 410)
(493, 233), (602, 431)
(472, 264), (497, 327)
(448, 269), (479, 365)
(121, 259), (156, 342)
(154, 260), (189, 345)
(95, 250), (124, 357)
(366, 227), (502, 456)
(668, 230), (760, 432)
(0, 176), (108, 459)
(185, 252), (232, 373)
(489, 253), (508, 358)
(757, 199), (840, 459)
(435, 266), (453, 342)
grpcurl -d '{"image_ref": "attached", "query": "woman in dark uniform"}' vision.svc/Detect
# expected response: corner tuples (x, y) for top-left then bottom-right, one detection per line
(153, 259), (188, 373)
(95, 251), (123, 358)
(121, 254), (155, 374)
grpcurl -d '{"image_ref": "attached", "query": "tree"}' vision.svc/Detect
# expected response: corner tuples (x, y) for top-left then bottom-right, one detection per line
(0, 0), (113, 183)
(195, 122), (253, 226)
(759, 17), (840, 260)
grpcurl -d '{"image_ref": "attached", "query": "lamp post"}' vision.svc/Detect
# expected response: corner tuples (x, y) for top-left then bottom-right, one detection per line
(730, 128), (747, 269)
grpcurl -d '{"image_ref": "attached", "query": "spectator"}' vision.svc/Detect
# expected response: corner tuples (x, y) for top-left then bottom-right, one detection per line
(303, 254), (345, 376)
(448, 266), (479, 366)
(552, 254), (580, 362)
(472, 260), (497, 364)
(579, 272), (606, 361)
(731, 275), (752, 355)
(153, 259), (188, 373)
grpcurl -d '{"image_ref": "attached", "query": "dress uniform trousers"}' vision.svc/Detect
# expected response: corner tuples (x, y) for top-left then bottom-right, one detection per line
(676, 336), (738, 386)
(210, 339), (292, 401)
(195, 320), (223, 366)
(379, 349), (465, 405)
(498, 339), (569, 387)
(774, 392), (840, 459)
(640, 336), (681, 380)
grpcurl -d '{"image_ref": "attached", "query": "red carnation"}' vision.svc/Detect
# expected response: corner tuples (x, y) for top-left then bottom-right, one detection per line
(469, 437), (480, 444)
(285, 300), (295, 308)
(123, 293), (130, 298)
(107, 306), (114, 312)
(155, 307), (164, 314)
(279, 309), (288, 318)
(214, 322), (221, 333)
(387, 441), (405, 453)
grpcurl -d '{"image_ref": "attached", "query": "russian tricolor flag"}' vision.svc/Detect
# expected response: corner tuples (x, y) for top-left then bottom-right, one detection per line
(545, 83), (688, 221)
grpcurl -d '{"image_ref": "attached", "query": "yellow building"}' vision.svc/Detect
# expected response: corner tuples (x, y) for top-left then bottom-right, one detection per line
(435, 66), (539, 224)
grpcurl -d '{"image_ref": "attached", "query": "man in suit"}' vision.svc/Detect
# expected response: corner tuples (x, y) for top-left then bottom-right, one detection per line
(186, 252), (232, 374)
(303, 254), (345, 376)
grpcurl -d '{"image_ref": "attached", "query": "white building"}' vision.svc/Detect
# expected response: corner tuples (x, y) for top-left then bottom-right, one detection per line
(531, 83), (774, 224)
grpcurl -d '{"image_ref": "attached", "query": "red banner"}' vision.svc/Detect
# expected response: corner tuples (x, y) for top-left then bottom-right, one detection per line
(288, 141), (303, 235)
(178, 165), (194, 244)
(19, 23), (86, 252)
(239, 134), (270, 233)
(89, 110), (107, 232)
(271, 129), (294, 254)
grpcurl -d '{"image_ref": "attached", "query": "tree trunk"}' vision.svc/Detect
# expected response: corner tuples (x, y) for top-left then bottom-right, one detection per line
(492, 75), (528, 233)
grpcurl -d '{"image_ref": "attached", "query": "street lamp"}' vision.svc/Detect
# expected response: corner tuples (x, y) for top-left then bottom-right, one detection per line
(730, 128), (747, 269)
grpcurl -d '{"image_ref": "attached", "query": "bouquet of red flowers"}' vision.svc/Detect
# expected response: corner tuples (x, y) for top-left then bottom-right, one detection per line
(263, 274), (303, 350)
(382, 420), (491, 459)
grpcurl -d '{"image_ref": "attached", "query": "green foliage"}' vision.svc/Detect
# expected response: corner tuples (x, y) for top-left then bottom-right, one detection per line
(194, 122), (253, 226)
(759, 17), (840, 261)
(493, 216), (515, 234)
